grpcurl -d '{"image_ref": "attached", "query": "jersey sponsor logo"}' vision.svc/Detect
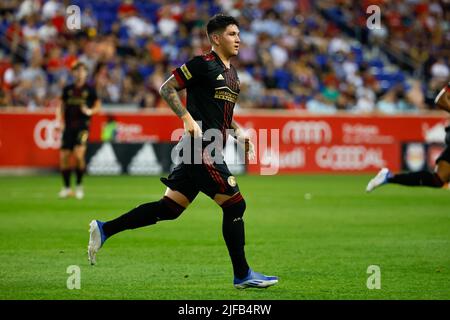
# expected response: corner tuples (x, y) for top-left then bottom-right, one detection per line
(87, 143), (122, 175)
(282, 121), (332, 144)
(315, 146), (385, 170)
(180, 64), (192, 80)
(214, 86), (238, 103)
(67, 97), (87, 105)
(216, 74), (224, 80)
(127, 143), (163, 175)
(34, 118), (61, 149)
(227, 176), (237, 187)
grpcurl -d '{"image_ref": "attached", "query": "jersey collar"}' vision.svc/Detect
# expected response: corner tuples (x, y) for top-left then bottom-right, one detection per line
(211, 50), (229, 71)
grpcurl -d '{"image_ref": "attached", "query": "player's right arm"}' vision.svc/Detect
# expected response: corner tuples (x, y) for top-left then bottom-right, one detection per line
(434, 83), (450, 113)
(159, 75), (202, 138)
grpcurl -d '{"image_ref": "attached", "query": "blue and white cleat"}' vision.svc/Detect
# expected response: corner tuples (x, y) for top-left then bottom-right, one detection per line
(233, 269), (278, 289)
(366, 168), (391, 193)
(88, 220), (107, 265)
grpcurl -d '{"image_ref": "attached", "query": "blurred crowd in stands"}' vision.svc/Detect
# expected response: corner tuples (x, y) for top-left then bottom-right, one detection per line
(0, 0), (448, 113)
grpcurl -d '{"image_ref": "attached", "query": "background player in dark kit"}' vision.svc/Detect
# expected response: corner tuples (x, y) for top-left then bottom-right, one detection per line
(367, 82), (450, 192)
(87, 14), (278, 289)
(56, 62), (101, 199)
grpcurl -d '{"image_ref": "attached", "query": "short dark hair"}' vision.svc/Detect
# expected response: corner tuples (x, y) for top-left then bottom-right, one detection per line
(206, 14), (239, 35)
(71, 61), (88, 71)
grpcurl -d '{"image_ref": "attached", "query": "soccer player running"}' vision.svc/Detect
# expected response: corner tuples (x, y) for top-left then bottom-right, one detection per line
(87, 15), (278, 289)
(56, 62), (101, 199)
(367, 82), (450, 192)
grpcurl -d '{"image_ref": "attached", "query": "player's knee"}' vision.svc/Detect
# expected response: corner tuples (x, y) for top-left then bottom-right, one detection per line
(221, 193), (246, 219)
(156, 196), (186, 221)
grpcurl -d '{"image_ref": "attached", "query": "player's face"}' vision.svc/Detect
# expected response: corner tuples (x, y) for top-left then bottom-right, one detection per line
(218, 24), (240, 57)
(73, 67), (88, 84)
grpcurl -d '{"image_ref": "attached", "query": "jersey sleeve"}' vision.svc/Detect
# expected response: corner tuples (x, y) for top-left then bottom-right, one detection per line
(172, 56), (208, 89)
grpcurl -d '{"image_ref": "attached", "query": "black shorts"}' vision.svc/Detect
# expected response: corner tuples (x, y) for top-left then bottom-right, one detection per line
(160, 162), (240, 203)
(61, 128), (89, 150)
(436, 146), (450, 164)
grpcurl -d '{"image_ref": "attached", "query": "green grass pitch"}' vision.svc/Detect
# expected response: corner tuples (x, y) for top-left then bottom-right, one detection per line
(0, 175), (449, 300)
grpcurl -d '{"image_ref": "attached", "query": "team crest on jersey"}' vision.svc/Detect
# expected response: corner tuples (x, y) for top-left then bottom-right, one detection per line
(227, 176), (237, 187)
(180, 64), (192, 80)
(216, 74), (224, 80)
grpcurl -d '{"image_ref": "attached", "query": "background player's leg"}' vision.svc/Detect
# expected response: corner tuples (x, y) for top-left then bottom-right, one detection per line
(59, 149), (72, 198)
(387, 170), (444, 188)
(74, 145), (87, 199)
(214, 192), (250, 279)
(74, 144), (86, 184)
(101, 188), (190, 238)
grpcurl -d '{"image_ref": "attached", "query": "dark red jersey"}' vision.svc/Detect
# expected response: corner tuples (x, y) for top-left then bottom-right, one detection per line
(62, 84), (98, 129)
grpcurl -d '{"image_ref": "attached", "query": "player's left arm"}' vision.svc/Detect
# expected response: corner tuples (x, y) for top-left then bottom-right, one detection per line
(81, 99), (101, 116)
(81, 87), (102, 116)
(231, 120), (255, 160)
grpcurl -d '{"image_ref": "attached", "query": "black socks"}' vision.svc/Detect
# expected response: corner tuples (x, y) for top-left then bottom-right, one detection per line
(221, 193), (250, 279)
(101, 192), (250, 280)
(61, 169), (71, 188)
(102, 196), (185, 238)
(61, 168), (86, 187)
(75, 168), (85, 185)
(387, 171), (444, 188)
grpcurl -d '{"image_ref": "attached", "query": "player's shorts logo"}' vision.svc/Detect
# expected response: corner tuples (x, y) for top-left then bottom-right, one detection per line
(79, 130), (89, 145)
(227, 176), (237, 187)
(34, 119), (61, 149)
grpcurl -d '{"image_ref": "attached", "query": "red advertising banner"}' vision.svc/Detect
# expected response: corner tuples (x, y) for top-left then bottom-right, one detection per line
(0, 109), (447, 173)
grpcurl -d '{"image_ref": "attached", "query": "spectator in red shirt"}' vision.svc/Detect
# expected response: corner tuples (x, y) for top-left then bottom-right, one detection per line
(118, 0), (137, 19)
